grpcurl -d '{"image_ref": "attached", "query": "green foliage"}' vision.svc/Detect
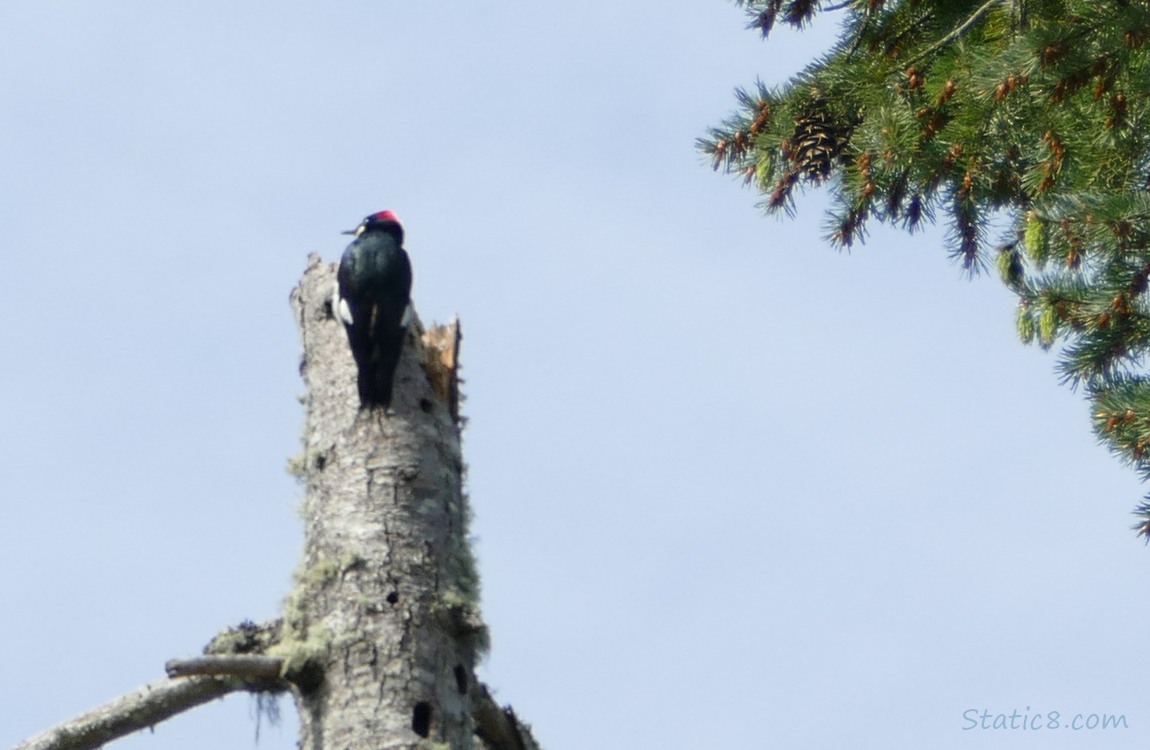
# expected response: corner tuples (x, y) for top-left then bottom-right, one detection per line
(704, 0), (1150, 538)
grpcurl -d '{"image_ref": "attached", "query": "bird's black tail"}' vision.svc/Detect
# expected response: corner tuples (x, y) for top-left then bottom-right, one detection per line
(358, 361), (397, 410)
(356, 332), (404, 410)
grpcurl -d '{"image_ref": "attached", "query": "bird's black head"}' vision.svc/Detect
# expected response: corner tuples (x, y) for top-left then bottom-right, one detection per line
(344, 210), (404, 244)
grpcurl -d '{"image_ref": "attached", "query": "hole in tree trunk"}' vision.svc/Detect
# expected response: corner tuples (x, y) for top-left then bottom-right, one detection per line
(412, 702), (432, 737)
(386, 591), (399, 605)
(453, 664), (467, 695)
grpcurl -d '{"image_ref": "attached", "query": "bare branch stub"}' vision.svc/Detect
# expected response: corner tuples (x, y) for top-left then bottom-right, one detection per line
(165, 655), (286, 682)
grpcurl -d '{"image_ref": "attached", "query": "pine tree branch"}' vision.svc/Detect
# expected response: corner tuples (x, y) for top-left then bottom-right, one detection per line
(9, 676), (241, 750)
(713, 0), (1150, 530)
(905, 0), (1001, 68)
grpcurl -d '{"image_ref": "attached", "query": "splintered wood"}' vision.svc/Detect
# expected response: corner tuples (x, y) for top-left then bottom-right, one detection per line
(422, 318), (462, 423)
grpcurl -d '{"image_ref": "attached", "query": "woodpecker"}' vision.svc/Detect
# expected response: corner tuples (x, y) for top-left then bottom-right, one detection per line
(336, 210), (413, 409)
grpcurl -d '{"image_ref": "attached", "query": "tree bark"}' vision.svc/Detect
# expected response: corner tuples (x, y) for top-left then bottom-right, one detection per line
(285, 254), (483, 750)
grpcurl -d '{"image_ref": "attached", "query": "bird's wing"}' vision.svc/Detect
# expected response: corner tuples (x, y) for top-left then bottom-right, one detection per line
(336, 248), (359, 326)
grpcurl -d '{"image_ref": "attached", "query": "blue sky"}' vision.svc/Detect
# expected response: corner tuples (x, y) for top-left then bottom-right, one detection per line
(2, 3), (1148, 749)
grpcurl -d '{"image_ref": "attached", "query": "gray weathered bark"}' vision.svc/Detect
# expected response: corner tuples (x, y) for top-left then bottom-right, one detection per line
(284, 254), (484, 750)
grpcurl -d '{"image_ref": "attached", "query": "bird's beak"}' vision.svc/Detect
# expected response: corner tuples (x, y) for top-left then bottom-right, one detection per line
(341, 229), (357, 235)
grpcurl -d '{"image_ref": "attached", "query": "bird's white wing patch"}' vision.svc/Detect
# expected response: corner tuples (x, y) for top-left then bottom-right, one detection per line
(400, 301), (414, 328)
(338, 298), (355, 326)
(333, 281), (355, 325)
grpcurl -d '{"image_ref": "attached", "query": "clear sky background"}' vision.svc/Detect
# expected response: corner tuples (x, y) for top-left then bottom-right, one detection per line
(2, 3), (1148, 749)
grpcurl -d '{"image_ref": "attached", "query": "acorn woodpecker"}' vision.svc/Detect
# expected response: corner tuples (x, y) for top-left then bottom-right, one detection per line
(336, 210), (413, 409)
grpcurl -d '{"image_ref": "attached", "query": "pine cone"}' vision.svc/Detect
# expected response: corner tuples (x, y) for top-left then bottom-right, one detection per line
(791, 98), (841, 182)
